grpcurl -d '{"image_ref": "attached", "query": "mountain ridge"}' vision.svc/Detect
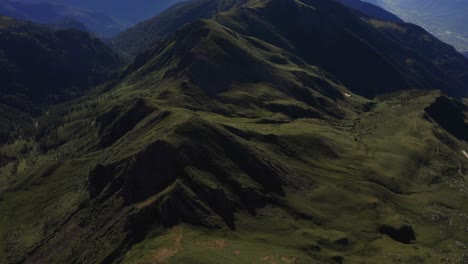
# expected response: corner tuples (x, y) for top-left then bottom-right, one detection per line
(112, 0), (249, 57)
(0, 0), (467, 263)
(12, 0), (185, 24)
(213, 0), (468, 97)
(112, 0), (468, 99)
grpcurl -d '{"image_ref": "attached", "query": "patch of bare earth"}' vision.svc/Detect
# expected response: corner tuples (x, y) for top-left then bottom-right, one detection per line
(259, 255), (300, 264)
(196, 239), (230, 249)
(142, 226), (183, 264)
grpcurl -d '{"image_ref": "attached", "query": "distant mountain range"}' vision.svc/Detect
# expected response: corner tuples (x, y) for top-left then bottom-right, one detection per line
(10, 0), (184, 24)
(0, 0), (129, 36)
(364, 0), (468, 52)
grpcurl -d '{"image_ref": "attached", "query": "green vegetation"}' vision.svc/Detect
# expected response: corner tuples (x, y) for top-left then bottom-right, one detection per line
(1, 0), (468, 263)
(111, 0), (248, 58)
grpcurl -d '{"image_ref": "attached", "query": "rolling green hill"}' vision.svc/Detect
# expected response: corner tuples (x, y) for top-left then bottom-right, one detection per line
(0, 0), (467, 263)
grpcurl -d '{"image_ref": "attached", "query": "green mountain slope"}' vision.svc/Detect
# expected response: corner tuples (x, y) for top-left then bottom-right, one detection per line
(214, 0), (468, 98)
(111, 0), (248, 57)
(0, 0), (467, 263)
(114, 0), (468, 98)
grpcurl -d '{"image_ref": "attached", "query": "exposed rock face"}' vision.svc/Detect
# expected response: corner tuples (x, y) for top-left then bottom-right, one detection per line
(425, 96), (468, 141)
(96, 98), (157, 147)
(88, 139), (183, 203)
(87, 113), (289, 236)
(379, 224), (416, 244)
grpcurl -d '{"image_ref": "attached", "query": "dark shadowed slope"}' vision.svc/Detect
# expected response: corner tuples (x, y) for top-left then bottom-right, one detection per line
(0, 16), (121, 103)
(214, 0), (468, 98)
(0, 16), (121, 143)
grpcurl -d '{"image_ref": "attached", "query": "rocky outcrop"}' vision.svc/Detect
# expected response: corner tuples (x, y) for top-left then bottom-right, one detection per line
(96, 99), (157, 147)
(378, 224), (416, 244)
(425, 96), (467, 141)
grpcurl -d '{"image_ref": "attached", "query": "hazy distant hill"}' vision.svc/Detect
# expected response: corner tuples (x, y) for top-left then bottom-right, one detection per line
(338, 0), (403, 22)
(0, 0), (128, 36)
(11, 0), (184, 23)
(364, 0), (468, 52)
